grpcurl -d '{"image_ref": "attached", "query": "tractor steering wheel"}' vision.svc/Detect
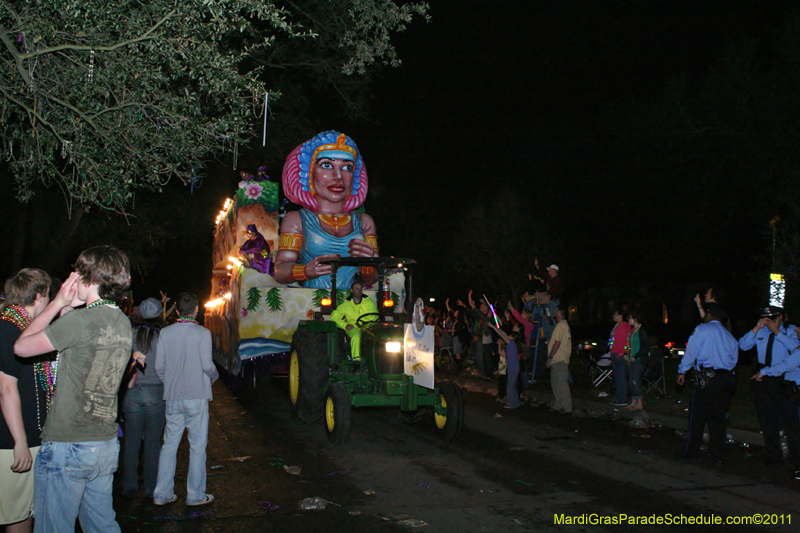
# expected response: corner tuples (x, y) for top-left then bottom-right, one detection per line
(356, 313), (381, 327)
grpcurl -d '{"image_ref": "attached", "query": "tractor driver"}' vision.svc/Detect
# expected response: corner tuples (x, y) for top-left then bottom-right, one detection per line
(330, 281), (378, 360)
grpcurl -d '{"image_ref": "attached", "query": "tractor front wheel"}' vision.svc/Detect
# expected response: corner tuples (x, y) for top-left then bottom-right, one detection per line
(324, 382), (352, 444)
(434, 381), (464, 443)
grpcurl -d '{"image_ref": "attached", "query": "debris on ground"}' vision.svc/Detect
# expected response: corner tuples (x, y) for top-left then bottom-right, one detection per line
(229, 456), (252, 462)
(397, 518), (429, 528)
(283, 465), (302, 475)
(258, 501), (280, 511)
(298, 497), (329, 511)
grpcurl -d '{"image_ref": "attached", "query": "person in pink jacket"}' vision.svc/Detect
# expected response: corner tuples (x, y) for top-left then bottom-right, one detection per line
(608, 309), (632, 407)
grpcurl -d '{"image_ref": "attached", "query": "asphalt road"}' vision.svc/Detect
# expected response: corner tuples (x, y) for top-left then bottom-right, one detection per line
(113, 379), (800, 532)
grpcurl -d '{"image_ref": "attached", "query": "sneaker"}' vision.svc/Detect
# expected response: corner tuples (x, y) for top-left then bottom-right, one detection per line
(154, 494), (178, 506)
(596, 392), (609, 398)
(187, 494), (215, 506)
(609, 401), (629, 407)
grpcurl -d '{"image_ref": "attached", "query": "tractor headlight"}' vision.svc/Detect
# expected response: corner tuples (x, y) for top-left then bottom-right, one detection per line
(385, 341), (402, 353)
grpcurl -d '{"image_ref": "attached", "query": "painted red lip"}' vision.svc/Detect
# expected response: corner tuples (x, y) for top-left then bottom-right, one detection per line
(328, 186), (345, 192)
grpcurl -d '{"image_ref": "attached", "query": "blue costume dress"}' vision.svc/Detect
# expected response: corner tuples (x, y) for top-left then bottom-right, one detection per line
(299, 208), (364, 289)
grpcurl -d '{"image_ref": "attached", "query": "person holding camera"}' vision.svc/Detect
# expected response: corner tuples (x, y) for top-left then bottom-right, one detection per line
(739, 306), (800, 466)
(676, 304), (738, 463)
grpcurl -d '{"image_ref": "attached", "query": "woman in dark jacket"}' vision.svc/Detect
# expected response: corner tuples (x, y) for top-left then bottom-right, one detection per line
(624, 312), (649, 411)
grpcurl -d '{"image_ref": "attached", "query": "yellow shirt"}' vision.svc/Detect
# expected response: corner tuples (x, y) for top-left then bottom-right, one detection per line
(548, 319), (572, 364)
(330, 296), (379, 330)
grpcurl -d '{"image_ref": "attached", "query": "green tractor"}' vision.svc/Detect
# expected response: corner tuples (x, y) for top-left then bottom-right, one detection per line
(289, 257), (464, 444)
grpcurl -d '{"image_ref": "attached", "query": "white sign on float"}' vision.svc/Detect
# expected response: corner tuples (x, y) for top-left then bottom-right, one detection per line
(404, 298), (434, 389)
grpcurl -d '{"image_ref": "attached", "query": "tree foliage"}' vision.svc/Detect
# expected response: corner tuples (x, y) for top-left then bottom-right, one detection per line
(0, 0), (428, 213)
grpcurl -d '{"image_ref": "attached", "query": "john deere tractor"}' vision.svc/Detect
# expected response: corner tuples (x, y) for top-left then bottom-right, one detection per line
(289, 257), (464, 444)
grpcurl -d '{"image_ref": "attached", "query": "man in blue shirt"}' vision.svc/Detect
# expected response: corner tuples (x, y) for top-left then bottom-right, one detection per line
(677, 304), (738, 463)
(739, 306), (800, 465)
(752, 339), (800, 475)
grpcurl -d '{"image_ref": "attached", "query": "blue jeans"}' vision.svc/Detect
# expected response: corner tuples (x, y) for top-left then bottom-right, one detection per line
(612, 356), (629, 403)
(122, 383), (165, 496)
(34, 438), (120, 533)
(153, 399), (210, 505)
(473, 341), (485, 376)
(627, 358), (644, 400)
(507, 362), (521, 408)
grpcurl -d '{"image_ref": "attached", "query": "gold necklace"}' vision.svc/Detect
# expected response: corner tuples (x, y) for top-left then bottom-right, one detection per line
(317, 213), (352, 232)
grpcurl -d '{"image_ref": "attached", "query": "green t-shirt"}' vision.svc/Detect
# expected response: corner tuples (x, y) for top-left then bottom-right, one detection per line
(42, 305), (132, 442)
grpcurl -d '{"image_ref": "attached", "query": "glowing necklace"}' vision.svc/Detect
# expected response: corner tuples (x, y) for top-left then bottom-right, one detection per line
(176, 316), (198, 324)
(86, 298), (118, 310)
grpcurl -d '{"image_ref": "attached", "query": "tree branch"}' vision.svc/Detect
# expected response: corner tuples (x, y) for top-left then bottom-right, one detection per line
(17, 7), (179, 60)
(0, 26), (33, 87)
(0, 86), (64, 144)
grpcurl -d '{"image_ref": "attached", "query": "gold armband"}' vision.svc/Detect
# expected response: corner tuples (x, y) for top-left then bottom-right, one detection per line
(292, 264), (308, 281)
(366, 235), (379, 256)
(279, 233), (303, 252)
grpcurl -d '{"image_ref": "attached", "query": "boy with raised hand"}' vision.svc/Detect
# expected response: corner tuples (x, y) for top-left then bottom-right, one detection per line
(0, 268), (51, 533)
(14, 245), (132, 533)
(152, 292), (218, 507)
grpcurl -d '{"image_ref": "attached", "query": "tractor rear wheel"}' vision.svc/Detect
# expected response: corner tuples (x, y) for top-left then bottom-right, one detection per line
(434, 381), (464, 443)
(324, 382), (352, 444)
(290, 330), (329, 423)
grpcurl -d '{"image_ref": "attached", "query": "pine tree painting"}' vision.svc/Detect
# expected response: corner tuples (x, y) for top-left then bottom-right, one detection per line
(246, 287), (262, 311)
(312, 289), (329, 308)
(265, 288), (283, 312)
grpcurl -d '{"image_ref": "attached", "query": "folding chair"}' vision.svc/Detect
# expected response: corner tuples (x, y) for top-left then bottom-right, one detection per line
(592, 352), (614, 387)
(642, 346), (667, 396)
(437, 346), (455, 364)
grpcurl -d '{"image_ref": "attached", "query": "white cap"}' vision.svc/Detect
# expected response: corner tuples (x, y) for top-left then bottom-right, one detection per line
(548, 264), (559, 271)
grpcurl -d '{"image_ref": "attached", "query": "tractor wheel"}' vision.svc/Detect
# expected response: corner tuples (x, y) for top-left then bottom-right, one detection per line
(434, 381), (464, 443)
(290, 331), (329, 423)
(324, 382), (352, 445)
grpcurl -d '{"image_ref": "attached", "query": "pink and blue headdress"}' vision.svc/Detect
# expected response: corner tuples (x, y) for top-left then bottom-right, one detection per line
(282, 131), (368, 211)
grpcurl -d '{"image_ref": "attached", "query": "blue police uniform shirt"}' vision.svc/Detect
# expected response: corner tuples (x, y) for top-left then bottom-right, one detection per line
(760, 349), (800, 385)
(678, 320), (738, 374)
(738, 323), (799, 366)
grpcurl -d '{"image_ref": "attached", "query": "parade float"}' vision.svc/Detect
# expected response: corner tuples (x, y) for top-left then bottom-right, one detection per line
(205, 132), (404, 397)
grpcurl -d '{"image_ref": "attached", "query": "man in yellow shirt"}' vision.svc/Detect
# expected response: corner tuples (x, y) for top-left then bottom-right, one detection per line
(330, 281), (378, 360)
(546, 305), (572, 414)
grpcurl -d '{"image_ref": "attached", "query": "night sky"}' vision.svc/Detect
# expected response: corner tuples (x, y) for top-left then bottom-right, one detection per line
(1, 0), (796, 333)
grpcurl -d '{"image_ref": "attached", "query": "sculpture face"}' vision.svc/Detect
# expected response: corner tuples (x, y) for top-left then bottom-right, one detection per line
(312, 157), (354, 206)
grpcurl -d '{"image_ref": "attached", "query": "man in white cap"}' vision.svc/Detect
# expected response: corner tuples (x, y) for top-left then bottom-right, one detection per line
(534, 258), (564, 320)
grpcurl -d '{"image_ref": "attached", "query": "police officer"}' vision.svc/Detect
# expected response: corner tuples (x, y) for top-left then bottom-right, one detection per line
(752, 346), (800, 475)
(677, 304), (738, 463)
(738, 306), (800, 465)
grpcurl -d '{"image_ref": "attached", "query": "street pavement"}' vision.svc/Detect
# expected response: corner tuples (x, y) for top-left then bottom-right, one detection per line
(449, 370), (766, 449)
